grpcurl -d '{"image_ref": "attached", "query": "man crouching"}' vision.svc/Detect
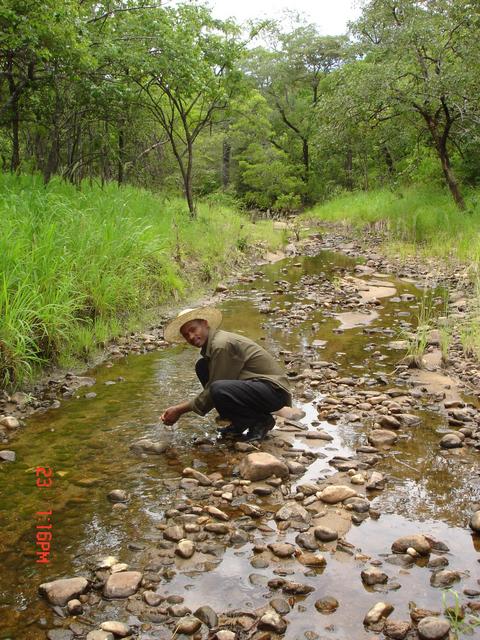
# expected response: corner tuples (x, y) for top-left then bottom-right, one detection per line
(161, 307), (292, 442)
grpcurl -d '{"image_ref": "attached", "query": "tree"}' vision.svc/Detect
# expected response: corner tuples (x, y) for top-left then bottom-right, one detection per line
(247, 22), (346, 200)
(0, 0), (88, 172)
(353, 0), (480, 209)
(117, 3), (242, 216)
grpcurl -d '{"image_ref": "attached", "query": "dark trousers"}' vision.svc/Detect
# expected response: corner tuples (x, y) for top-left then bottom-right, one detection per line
(195, 358), (290, 429)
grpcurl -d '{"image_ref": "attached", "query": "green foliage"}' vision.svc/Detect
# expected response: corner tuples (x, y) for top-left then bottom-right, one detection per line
(442, 589), (480, 638)
(306, 185), (480, 258)
(237, 142), (303, 212)
(0, 173), (275, 385)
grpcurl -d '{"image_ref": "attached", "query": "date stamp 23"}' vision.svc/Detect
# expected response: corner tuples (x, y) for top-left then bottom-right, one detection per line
(35, 466), (53, 564)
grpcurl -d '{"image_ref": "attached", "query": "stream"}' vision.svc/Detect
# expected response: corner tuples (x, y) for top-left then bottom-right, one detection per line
(0, 246), (479, 640)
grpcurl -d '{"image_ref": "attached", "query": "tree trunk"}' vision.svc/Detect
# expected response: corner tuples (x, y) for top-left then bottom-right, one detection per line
(302, 138), (309, 180)
(6, 54), (20, 172)
(185, 141), (196, 218)
(424, 113), (465, 210)
(10, 101), (20, 172)
(222, 138), (231, 189)
(382, 144), (395, 178)
(438, 144), (465, 210)
(345, 148), (353, 190)
(43, 132), (60, 184)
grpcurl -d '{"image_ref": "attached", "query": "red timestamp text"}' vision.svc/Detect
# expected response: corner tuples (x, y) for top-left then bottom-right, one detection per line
(35, 467), (53, 564)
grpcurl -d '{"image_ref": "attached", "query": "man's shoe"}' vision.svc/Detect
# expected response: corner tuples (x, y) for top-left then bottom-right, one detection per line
(242, 422), (268, 442)
(218, 424), (245, 439)
(243, 416), (276, 442)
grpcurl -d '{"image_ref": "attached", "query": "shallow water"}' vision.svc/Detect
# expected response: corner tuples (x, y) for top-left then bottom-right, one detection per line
(0, 249), (479, 638)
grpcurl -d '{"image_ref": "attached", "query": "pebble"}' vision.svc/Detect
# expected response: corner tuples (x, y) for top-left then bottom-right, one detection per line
(430, 569), (461, 588)
(0, 450), (16, 462)
(168, 604), (191, 617)
(163, 525), (184, 541)
(86, 632), (113, 640)
(259, 611), (287, 634)
(364, 601), (394, 625)
(175, 539), (195, 559)
(47, 631), (74, 640)
(66, 599), (83, 615)
(368, 429), (398, 447)
(440, 433), (463, 449)
(314, 596), (339, 613)
(215, 631), (236, 640)
(282, 581), (314, 595)
(391, 534), (431, 555)
(318, 485), (357, 504)
(107, 490), (129, 503)
(39, 577), (89, 606)
(361, 568), (388, 585)
(295, 551), (326, 567)
(270, 597), (291, 614)
(103, 571), (142, 599)
(183, 467), (212, 486)
(205, 506), (229, 521)
(239, 452), (289, 481)
(205, 523), (230, 534)
(0, 416), (20, 429)
(194, 605), (218, 628)
(383, 619), (411, 639)
(268, 542), (296, 558)
(313, 526), (338, 542)
(275, 501), (310, 522)
(143, 590), (164, 606)
(99, 621), (130, 637)
(175, 615), (202, 634)
(417, 616), (451, 639)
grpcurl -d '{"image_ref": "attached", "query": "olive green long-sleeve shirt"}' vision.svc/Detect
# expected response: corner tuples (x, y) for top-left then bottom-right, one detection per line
(188, 329), (292, 416)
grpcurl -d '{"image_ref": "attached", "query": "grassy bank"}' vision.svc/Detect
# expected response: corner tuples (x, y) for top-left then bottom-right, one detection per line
(304, 184), (480, 358)
(305, 185), (480, 264)
(0, 174), (283, 386)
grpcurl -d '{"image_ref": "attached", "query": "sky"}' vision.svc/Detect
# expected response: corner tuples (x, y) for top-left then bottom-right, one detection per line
(206, 0), (362, 35)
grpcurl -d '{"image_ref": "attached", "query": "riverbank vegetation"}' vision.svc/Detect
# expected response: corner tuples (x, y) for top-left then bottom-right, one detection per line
(2, 0), (480, 382)
(306, 184), (480, 263)
(2, 1), (479, 214)
(0, 174), (281, 386)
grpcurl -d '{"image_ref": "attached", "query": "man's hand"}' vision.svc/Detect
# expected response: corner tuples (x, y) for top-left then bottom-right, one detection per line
(161, 401), (191, 425)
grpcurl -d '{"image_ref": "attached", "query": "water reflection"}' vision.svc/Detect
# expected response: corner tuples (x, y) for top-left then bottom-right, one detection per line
(0, 250), (478, 637)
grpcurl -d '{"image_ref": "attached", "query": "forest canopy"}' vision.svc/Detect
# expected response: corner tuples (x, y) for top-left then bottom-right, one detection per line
(1, 0), (479, 215)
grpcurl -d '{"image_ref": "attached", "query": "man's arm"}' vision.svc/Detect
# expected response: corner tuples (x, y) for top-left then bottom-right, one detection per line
(161, 400), (193, 425)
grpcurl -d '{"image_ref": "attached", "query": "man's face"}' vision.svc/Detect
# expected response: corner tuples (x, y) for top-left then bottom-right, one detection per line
(180, 319), (209, 348)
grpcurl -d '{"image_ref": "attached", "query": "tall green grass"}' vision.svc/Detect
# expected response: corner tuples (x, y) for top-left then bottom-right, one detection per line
(305, 185), (480, 263)
(0, 174), (282, 386)
(304, 184), (480, 358)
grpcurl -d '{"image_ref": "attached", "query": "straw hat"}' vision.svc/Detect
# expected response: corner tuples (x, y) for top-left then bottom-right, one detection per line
(163, 306), (223, 343)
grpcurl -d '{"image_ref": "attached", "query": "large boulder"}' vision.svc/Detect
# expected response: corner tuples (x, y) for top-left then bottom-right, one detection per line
(368, 429), (397, 447)
(391, 534), (431, 556)
(39, 577), (89, 606)
(103, 571), (142, 599)
(440, 434), (463, 449)
(239, 452), (289, 482)
(318, 485), (357, 504)
(364, 602), (394, 625)
(417, 617), (451, 640)
(275, 502), (310, 523)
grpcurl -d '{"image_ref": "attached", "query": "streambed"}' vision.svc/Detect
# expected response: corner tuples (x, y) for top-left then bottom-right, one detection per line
(0, 246), (479, 640)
